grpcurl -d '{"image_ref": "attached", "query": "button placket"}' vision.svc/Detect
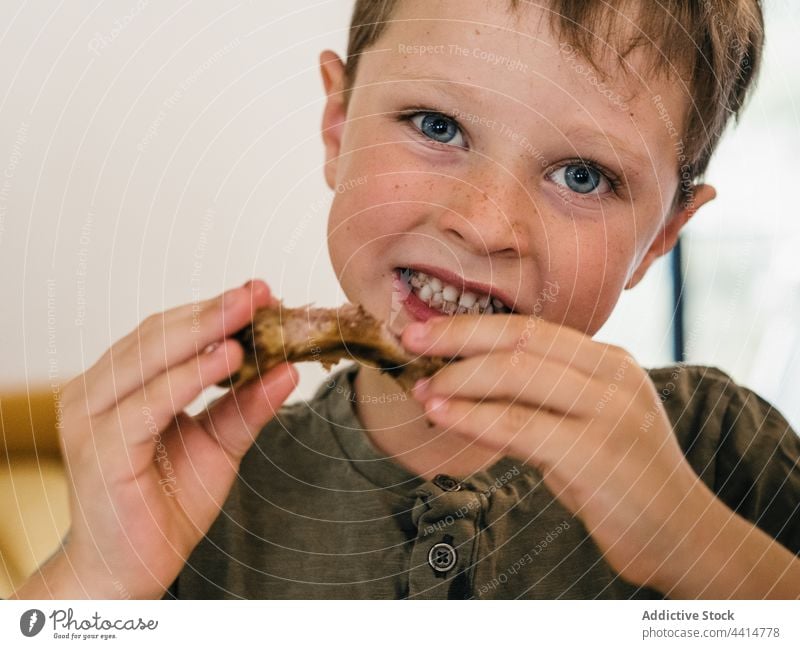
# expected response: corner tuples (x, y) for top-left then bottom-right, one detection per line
(432, 473), (461, 492)
(407, 481), (483, 598)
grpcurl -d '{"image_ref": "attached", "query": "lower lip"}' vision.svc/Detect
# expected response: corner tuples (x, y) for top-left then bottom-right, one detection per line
(393, 269), (447, 322)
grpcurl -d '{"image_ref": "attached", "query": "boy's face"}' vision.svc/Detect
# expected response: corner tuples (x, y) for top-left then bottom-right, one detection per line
(320, 0), (714, 337)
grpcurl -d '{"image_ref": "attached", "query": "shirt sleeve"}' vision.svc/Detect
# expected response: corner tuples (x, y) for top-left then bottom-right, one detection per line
(713, 382), (800, 556)
(161, 577), (179, 600)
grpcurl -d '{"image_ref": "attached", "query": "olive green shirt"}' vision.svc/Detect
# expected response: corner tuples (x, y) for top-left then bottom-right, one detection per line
(166, 363), (800, 599)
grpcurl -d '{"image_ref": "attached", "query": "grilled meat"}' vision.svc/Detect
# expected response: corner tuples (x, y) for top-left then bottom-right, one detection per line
(217, 302), (448, 391)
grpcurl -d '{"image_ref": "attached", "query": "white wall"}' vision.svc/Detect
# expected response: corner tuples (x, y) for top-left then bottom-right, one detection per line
(0, 0), (353, 405)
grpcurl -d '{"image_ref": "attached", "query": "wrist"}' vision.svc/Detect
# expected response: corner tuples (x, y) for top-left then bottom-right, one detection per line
(644, 476), (727, 596)
(646, 484), (800, 598)
(11, 542), (129, 600)
(9, 547), (77, 599)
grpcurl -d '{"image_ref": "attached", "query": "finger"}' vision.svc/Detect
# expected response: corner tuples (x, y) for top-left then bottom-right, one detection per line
(74, 280), (272, 416)
(92, 338), (244, 466)
(412, 352), (599, 418)
(194, 362), (299, 460)
(148, 363), (298, 535)
(422, 396), (573, 469)
(401, 313), (624, 376)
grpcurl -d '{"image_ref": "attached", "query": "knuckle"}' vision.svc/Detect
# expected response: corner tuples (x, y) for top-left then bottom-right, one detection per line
(596, 343), (629, 375)
(104, 337), (134, 373)
(59, 375), (82, 408)
(601, 393), (626, 421)
(139, 402), (166, 437)
(604, 342), (626, 356)
(58, 377), (94, 423)
(504, 402), (531, 431)
(96, 406), (126, 437)
(507, 346), (525, 368)
(56, 413), (79, 451)
(61, 412), (105, 465)
(507, 347), (531, 374)
(140, 312), (164, 333)
(130, 315), (163, 355)
(514, 350), (550, 379)
(508, 354), (535, 389)
(144, 311), (184, 347)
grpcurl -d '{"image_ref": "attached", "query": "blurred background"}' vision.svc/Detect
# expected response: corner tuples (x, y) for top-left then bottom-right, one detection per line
(0, 0), (797, 426)
(0, 0), (797, 598)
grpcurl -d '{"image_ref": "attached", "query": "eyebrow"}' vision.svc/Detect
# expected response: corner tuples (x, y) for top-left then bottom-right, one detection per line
(389, 71), (485, 102)
(561, 128), (650, 172)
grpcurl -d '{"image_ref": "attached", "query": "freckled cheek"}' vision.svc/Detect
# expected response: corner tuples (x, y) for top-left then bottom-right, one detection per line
(327, 172), (432, 282)
(534, 227), (633, 332)
(584, 238), (635, 330)
(329, 174), (434, 240)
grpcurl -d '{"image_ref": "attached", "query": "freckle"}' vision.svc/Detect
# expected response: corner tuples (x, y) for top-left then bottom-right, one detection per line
(475, 29), (480, 35)
(395, 184), (399, 189)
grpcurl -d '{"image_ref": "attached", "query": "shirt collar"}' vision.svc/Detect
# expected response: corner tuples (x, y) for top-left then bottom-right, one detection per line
(316, 363), (532, 498)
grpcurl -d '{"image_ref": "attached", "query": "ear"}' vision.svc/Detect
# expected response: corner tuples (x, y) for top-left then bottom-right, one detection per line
(319, 50), (348, 191)
(625, 183), (717, 290)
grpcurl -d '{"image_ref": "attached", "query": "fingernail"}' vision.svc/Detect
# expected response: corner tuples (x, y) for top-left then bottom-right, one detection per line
(202, 341), (222, 355)
(413, 377), (431, 399)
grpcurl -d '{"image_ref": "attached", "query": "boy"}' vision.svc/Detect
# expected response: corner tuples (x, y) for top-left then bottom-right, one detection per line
(11, 0), (800, 599)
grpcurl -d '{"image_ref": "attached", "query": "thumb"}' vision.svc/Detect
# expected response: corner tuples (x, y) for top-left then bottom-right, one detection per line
(196, 362), (299, 460)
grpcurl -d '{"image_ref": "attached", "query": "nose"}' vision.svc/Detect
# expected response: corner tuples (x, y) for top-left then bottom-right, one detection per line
(436, 171), (532, 258)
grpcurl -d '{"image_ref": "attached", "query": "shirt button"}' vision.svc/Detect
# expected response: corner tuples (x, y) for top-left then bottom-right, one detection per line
(433, 473), (461, 491)
(428, 541), (458, 573)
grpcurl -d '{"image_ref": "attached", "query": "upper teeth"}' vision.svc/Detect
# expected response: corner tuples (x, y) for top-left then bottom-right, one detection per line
(401, 268), (511, 315)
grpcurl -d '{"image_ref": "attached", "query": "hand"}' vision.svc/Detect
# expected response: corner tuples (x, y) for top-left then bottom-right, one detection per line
(15, 280), (298, 599)
(402, 314), (716, 590)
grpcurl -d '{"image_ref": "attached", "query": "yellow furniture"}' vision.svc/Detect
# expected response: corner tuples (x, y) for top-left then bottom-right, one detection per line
(0, 387), (70, 598)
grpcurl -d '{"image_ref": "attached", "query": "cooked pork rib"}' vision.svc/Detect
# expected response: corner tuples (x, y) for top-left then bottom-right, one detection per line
(217, 302), (449, 391)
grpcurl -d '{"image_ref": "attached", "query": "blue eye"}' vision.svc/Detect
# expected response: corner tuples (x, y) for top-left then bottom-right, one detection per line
(551, 163), (611, 195)
(409, 112), (466, 148)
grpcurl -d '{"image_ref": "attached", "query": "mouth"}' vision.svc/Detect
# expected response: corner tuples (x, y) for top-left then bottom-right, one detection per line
(393, 265), (516, 319)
